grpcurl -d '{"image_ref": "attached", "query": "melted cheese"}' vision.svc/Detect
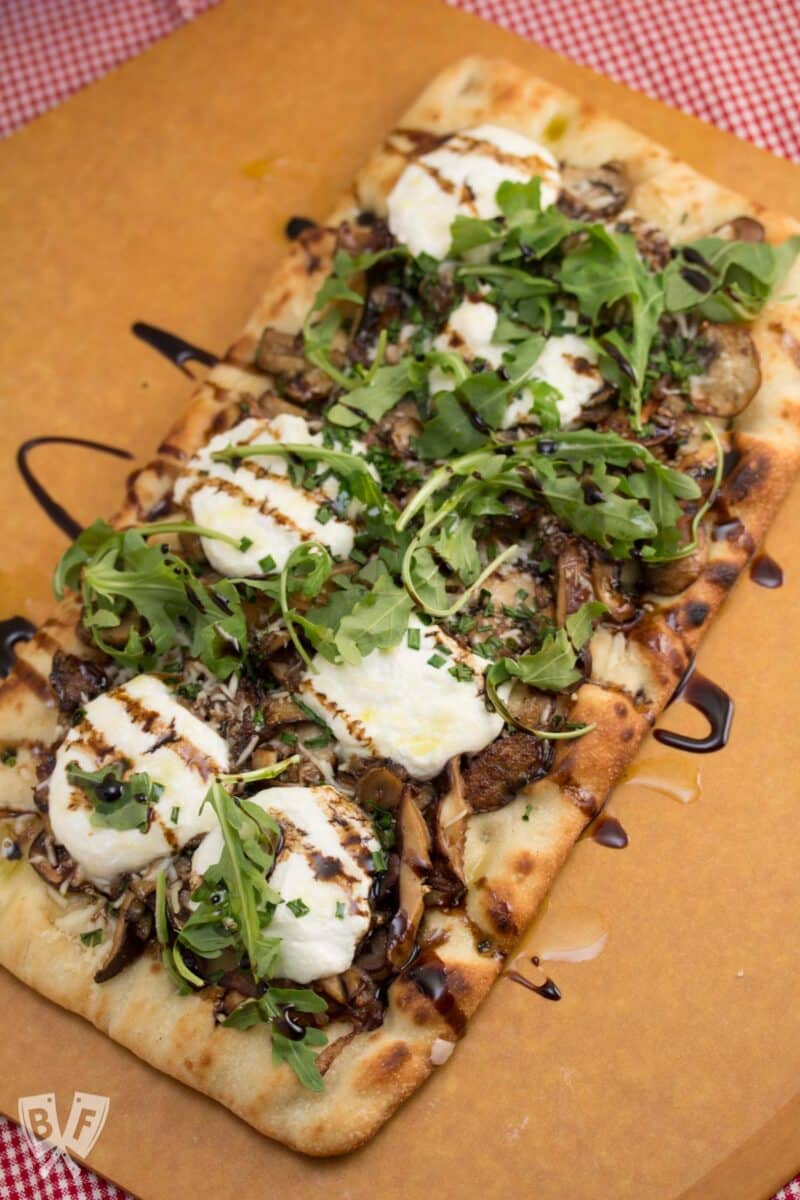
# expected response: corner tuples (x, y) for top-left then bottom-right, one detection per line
(192, 785), (377, 984)
(298, 622), (503, 780)
(173, 415), (354, 576)
(48, 674), (229, 887)
(589, 627), (654, 701)
(387, 124), (560, 260)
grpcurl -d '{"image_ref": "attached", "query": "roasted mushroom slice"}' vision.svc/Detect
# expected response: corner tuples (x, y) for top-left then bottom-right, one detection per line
(386, 786), (431, 969)
(255, 327), (335, 402)
(94, 890), (154, 983)
(28, 830), (81, 891)
(355, 762), (406, 811)
(713, 215), (765, 243)
(690, 323), (761, 417)
(435, 758), (470, 883)
(644, 524), (709, 596)
(463, 732), (551, 813)
(555, 541), (595, 627)
(49, 651), (107, 716)
(558, 161), (630, 219)
(592, 560), (637, 622)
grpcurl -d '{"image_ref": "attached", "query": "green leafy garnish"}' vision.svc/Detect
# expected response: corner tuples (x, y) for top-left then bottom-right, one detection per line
(66, 761), (163, 832)
(663, 235), (800, 322)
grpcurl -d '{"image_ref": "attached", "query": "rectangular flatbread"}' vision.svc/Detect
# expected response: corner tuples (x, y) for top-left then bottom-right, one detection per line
(1, 57), (799, 1156)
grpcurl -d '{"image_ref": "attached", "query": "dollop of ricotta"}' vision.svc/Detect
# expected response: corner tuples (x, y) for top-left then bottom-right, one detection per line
(387, 124), (560, 260)
(173, 415), (354, 576)
(49, 674), (229, 887)
(192, 785), (378, 984)
(298, 622), (503, 780)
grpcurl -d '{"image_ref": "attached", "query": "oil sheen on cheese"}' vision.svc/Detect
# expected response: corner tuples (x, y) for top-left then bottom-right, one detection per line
(192, 785), (377, 984)
(387, 124), (561, 260)
(48, 674), (229, 887)
(298, 621), (504, 779)
(173, 415), (354, 576)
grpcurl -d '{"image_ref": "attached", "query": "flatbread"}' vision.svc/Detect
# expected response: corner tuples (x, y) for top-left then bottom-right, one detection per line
(1, 56), (799, 1156)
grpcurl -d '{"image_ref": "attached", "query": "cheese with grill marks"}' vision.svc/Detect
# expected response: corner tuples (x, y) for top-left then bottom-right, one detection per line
(48, 674), (229, 887)
(387, 124), (560, 260)
(173, 415), (354, 576)
(299, 623), (503, 780)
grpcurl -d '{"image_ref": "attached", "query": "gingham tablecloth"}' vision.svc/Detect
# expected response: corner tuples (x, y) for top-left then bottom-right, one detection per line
(1, 1), (799, 1197)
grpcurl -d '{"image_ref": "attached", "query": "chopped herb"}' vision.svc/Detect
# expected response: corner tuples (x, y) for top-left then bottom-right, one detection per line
(335, 901), (346, 919)
(1, 749), (17, 767)
(407, 627), (421, 650)
(286, 898), (310, 918)
(80, 929), (104, 947)
(279, 730), (298, 746)
(170, 805), (181, 824)
(315, 506), (333, 525)
(448, 662), (474, 683)
(427, 654), (446, 669)
(177, 682), (202, 701)
(258, 553), (276, 573)
(522, 804), (532, 822)
(239, 536), (254, 552)
(370, 847), (389, 873)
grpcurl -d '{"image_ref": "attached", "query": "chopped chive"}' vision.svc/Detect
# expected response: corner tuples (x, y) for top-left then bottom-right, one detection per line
(522, 803), (533, 822)
(407, 628), (421, 650)
(239, 536), (254, 552)
(448, 663), (474, 683)
(427, 654), (446, 669)
(252, 707), (265, 728)
(258, 553), (276, 573)
(371, 847), (389, 872)
(304, 733), (333, 749)
(280, 730), (298, 746)
(80, 929), (104, 947)
(170, 806), (181, 824)
(315, 506), (333, 525)
(286, 898), (310, 918)
(335, 901), (346, 919)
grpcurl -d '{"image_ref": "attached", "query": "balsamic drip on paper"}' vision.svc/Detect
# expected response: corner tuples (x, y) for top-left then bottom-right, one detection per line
(654, 662), (734, 754)
(16, 436), (134, 539)
(131, 321), (218, 376)
(591, 815), (629, 849)
(749, 553), (783, 588)
(285, 216), (316, 240)
(507, 967), (562, 1002)
(0, 617), (36, 677)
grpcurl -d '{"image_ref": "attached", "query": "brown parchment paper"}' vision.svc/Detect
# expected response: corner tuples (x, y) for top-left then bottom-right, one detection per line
(1, 1), (799, 1197)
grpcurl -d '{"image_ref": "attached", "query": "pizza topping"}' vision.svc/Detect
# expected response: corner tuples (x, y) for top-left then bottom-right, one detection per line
(173, 415), (355, 575)
(688, 323), (761, 417)
(48, 674), (229, 886)
(190, 784), (377, 984)
(387, 124), (560, 259)
(298, 621), (504, 780)
(558, 160), (630, 220)
(93, 888), (154, 983)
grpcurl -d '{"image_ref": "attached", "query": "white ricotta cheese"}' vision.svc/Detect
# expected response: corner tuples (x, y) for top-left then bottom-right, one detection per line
(173, 415), (354, 576)
(387, 124), (560, 260)
(298, 622), (503, 780)
(48, 674), (229, 887)
(192, 784), (377, 984)
(429, 299), (604, 428)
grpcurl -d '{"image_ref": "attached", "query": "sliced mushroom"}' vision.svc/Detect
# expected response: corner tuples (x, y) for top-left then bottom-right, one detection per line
(435, 758), (470, 883)
(49, 651), (107, 716)
(612, 212), (672, 270)
(255, 327), (335, 402)
(592, 561), (637, 622)
(28, 830), (81, 890)
(261, 693), (306, 726)
(94, 890), (154, 983)
(644, 524), (709, 595)
(713, 215), (765, 243)
(555, 541), (594, 627)
(355, 762), (406, 811)
(504, 682), (556, 733)
(386, 786), (431, 970)
(558, 161), (630, 219)
(374, 397), (423, 457)
(690, 323), (761, 417)
(463, 732), (552, 813)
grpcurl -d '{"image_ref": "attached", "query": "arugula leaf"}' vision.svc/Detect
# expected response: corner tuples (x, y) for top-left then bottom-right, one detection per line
(327, 572), (413, 665)
(66, 761), (163, 832)
(663, 235), (800, 321)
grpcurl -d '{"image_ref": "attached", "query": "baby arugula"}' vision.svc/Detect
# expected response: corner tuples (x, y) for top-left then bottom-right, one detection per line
(156, 779), (328, 1092)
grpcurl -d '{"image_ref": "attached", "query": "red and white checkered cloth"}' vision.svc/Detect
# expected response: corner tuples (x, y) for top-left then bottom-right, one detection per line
(1, 0), (799, 1197)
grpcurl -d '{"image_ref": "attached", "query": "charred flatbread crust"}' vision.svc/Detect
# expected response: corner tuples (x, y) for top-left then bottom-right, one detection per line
(2, 57), (800, 1155)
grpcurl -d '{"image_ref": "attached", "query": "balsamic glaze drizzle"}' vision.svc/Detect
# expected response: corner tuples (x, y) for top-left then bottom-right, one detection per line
(507, 969), (562, 1002)
(16, 436), (134, 540)
(654, 661), (734, 754)
(592, 815), (629, 849)
(131, 321), (218, 376)
(750, 553), (784, 589)
(0, 617), (36, 677)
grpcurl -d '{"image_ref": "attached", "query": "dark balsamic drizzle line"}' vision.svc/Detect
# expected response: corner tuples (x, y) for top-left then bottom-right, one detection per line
(750, 553), (784, 589)
(654, 660), (734, 754)
(0, 617), (36, 677)
(131, 321), (219, 377)
(507, 969), (562, 1002)
(16, 436), (134, 540)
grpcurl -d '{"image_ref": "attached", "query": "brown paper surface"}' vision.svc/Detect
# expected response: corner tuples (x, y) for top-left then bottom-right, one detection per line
(1, 1), (799, 1197)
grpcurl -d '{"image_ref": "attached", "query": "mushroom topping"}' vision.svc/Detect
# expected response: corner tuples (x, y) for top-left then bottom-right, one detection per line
(93, 890), (154, 983)
(435, 758), (470, 883)
(255, 328), (334, 402)
(49, 651), (107, 717)
(690, 323), (761, 417)
(386, 786), (431, 970)
(591, 560), (637, 623)
(355, 762), (406, 811)
(713, 215), (765, 243)
(558, 161), (630, 220)
(462, 732), (551, 813)
(373, 397), (423, 457)
(28, 830), (83, 891)
(555, 541), (595, 628)
(644, 524), (709, 596)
